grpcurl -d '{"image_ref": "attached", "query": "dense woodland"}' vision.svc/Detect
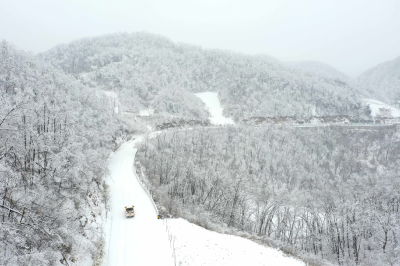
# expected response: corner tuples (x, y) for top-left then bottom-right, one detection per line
(137, 126), (400, 266)
(0, 41), (128, 265)
(40, 32), (370, 121)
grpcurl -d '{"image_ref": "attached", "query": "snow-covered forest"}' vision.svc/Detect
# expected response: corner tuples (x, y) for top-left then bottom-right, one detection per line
(0, 41), (130, 265)
(1, 29), (400, 266)
(137, 126), (400, 265)
(39, 32), (370, 121)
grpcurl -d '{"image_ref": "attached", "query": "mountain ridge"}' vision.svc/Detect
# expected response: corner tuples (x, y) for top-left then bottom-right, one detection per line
(40, 32), (370, 121)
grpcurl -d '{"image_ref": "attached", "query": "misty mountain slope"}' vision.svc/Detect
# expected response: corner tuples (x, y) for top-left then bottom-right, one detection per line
(0, 41), (128, 266)
(286, 60), (350, 81)
(358, 55), (400, 105)
(40, 32), (369, 121)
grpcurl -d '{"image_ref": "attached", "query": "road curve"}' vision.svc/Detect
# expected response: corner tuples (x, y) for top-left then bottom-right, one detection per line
(105, 138), (174, 266)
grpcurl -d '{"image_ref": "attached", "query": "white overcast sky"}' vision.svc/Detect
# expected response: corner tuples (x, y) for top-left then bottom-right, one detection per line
(1, 0), (400, 76)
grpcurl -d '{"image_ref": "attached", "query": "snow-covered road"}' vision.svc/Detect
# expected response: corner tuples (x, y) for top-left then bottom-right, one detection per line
(105, 138), (174, 266)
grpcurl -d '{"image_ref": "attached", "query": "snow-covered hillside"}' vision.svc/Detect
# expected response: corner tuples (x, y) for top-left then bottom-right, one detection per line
(40, 32), (366, 119)
(0, 41), (123, 266)
(363, 99), (400, 117)
(358, 55), (400, 104)
(195, 92), (234, 125)
(167, 218), (304, 266)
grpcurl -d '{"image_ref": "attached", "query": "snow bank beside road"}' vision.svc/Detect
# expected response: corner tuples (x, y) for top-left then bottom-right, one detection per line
(195, 92), (234, 125)
(167, 218), (305, 266)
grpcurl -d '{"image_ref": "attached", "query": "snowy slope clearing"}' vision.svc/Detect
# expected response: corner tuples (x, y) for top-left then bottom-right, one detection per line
(167, 218), (305, 266)
(363, 99), (400, 117)
(105, 138), (174, 266)
(139, 109), (154, 116)
(195, 92), (235, 125)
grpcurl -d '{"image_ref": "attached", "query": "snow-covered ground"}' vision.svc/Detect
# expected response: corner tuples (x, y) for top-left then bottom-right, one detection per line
(167, 218), (305, 266)
(195, 92), (235, 125)
(363, 99), (400, 117)
(139, 109), (154, 116)
(105, 138), (174, 266)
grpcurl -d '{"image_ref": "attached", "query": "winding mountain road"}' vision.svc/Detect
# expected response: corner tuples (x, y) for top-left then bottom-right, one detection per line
(105, 138), (174, 266)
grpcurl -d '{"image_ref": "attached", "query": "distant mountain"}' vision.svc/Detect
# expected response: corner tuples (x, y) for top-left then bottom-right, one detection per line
(40, 32), (369, 121)
(286, 60), (349, 81)
(358, 56), (400, 106)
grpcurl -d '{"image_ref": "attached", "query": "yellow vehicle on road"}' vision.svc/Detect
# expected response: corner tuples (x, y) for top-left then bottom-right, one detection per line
(125, 205), (135, 218)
